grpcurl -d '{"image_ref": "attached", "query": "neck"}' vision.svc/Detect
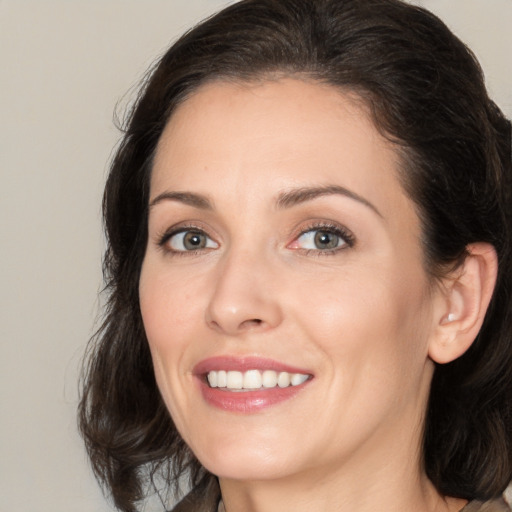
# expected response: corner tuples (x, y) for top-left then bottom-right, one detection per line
(218, 421), (467, 512)
(219, 471), (466, 512)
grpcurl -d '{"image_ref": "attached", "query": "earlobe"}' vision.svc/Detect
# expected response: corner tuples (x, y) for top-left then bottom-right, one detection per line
(428, 243), (498, 364)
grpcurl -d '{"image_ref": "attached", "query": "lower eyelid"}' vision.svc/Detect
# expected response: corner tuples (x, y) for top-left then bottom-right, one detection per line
(168, 230), (218, 251)
(155, 222), (353, 254)
(289, 225), (354, 250)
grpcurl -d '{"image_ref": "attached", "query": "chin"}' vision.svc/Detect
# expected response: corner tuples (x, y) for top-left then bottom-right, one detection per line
(204, 458), (292, 482)
(191, 436), (296, 481)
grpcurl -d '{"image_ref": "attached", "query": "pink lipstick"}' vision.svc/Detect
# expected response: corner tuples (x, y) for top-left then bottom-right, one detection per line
(194, 356), (313, 413)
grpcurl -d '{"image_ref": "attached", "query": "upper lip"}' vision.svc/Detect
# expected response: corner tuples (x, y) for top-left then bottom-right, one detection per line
(193, 356), (312, 376)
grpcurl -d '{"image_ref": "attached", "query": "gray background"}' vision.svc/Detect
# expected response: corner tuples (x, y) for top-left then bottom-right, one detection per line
(1, 1), (511, 511)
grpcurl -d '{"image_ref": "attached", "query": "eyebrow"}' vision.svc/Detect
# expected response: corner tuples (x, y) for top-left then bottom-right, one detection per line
(148, 191), (213, 210)
(148, 184), (381, 217)
(276, 185), (382, 217)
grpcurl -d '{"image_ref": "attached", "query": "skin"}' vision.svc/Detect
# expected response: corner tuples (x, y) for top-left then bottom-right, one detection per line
(139, 79), (472, 512)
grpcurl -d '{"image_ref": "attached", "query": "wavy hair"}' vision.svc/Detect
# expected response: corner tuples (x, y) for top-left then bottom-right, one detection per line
(78, 1), (512, 510)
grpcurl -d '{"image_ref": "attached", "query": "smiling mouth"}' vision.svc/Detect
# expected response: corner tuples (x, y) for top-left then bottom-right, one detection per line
(206, 369), (310, 391)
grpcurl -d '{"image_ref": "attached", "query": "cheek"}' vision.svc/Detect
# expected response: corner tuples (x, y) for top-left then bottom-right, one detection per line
(139, 264), (205, 432)
(139, 262), (203, 348)
(139, 263), (194, 388)
(289, 263), (432, 379)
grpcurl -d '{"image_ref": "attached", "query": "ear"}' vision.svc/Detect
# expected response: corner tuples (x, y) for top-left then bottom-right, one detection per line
(428, 242), (498, 364)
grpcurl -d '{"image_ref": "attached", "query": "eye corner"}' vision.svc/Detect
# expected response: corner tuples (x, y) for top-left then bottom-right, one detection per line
(156, 225), (219, 255)
(288, 221), (356, 254)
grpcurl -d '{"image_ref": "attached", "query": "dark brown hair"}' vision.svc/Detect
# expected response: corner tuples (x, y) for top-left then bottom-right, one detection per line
(79, 1), (512, 510)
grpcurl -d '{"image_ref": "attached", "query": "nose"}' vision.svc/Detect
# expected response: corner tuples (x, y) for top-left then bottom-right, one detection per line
(205, 248), (283, 336)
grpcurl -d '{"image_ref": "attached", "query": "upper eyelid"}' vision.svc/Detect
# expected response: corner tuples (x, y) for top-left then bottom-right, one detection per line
(152, 218), (356, 247)
(170, 230), (218, 249)
(293, 221), (355, 243)
(156, 227), (219, 256)
(284, 222), (356, 256)
(155, 223), (216, 245)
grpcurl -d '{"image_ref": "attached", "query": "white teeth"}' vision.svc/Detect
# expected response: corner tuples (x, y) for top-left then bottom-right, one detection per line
(207, 371), (218, 388)
(206, 369), (309, 390)
(290, 373), (309, 386)
(217, 370), (227, 387)
(226, 371), (243, 389)
(277, 371), (290, 388)
(262, 370), (278, 388)
(243, 369), (262, 389)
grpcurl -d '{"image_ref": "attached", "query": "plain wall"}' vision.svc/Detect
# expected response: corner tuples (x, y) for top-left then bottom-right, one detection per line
(1, 1), (510, 511)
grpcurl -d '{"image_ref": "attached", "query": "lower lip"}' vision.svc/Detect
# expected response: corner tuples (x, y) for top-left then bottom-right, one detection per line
(198, 379), (310, 413)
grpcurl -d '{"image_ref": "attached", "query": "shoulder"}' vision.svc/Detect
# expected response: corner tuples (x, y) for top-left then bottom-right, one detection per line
(462, 497), (511, 512)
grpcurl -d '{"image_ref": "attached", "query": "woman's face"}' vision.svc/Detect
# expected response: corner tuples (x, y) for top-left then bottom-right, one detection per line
(139, 79), (441, 483)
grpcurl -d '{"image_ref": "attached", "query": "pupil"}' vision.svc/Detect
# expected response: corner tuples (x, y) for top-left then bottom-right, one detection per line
(184, 231), (205, 250)
(314, 231), (338, 249)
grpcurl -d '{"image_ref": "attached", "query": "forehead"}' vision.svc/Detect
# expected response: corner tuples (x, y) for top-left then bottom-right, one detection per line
(151, 78), (414, 223)
(155, 78), (380, 156)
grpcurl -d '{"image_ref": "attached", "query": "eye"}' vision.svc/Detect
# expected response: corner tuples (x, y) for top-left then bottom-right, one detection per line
(297, 229), (344, 250)
(290, 225), (354, 253)
(164, 229), (218, 252)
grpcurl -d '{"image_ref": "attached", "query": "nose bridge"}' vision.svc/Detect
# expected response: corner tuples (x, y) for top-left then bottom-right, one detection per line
(206, 241), (282, 335)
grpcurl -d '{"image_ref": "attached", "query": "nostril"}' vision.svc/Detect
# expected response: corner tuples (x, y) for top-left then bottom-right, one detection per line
(241, 318), (263, 329)
(206, 317), (264, 333)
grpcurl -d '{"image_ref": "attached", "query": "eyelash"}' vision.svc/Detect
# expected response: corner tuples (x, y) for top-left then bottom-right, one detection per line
(156, 223), (218, 256)
(292, 221), (356, 256)
(155, 221), (356, 256)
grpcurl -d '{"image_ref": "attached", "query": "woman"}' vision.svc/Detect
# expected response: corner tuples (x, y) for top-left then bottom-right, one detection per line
(79, 1), (512, 511)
